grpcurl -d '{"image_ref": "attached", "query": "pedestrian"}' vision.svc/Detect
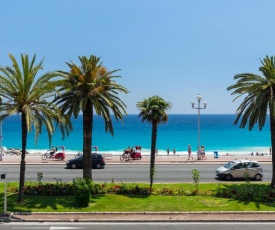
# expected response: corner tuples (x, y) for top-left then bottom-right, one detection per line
(197, 147), (201, 160)
(167, 147), (170, 155)
(173, 148), (176, 155)
(155, 148), (158, 155)
(200, 146), (207, 160)
(188, 144), (193, 160)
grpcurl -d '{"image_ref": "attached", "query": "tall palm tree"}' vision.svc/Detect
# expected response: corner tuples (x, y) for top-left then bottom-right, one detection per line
(137, 95), (171, 189)
(55, 55), (128, 179)
(0, 53), (72, 202)
(227, 55), (275, 188)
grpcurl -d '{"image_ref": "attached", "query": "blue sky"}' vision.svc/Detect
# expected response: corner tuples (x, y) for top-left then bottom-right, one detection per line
(1, 0), (275, 114)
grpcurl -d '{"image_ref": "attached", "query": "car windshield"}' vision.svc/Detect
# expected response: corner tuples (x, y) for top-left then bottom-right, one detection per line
(223, 161), (236, 169)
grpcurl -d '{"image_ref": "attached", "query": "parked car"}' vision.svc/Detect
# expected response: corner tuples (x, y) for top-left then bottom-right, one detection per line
(216, 159), (263, 181)
(66, 153), (105, 169)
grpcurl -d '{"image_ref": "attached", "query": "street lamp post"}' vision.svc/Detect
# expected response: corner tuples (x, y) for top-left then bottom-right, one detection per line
(191, 94), (207, 160)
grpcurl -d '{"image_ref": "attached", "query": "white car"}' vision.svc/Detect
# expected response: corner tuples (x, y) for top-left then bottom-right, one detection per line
(216, 159), (263, 181)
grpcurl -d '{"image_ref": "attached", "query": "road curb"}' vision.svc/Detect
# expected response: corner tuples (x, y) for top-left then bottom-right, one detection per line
(2, 211), (275, 222)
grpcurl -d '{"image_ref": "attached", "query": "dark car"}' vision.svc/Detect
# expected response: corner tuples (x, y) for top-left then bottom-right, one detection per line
(66, 153), (105, 169)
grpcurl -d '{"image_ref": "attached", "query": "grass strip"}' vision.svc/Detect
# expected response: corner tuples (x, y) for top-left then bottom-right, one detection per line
(1, 182), (275, 212)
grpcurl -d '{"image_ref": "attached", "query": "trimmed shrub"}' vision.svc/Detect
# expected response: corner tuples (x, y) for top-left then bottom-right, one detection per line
(73, 178), (91, 207)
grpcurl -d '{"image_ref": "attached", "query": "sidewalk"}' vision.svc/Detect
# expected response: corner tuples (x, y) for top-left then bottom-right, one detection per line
(1, 212), (275, 222)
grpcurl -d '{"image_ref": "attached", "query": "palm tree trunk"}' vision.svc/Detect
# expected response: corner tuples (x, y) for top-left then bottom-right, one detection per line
(270, 110), (275, 188)
(150, 122), (157, 190)
(17, 113), (27, 203)
(83, 100), (93, 180)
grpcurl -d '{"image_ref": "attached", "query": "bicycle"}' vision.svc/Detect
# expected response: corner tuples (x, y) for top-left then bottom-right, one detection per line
(75, 152), (83, 158)
(120, 153), (133, 163)
(41, 150), (55, 160)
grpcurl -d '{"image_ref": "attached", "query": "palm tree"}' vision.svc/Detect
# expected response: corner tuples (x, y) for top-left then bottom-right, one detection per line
(227, 55), (275, 188)
(0, 53), (72, 202)
(137, 95), (171, 189)
(55, 55), (128, 179)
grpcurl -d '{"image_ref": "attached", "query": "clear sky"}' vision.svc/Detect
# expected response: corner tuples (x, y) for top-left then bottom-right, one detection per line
(1, 0), (275, 114)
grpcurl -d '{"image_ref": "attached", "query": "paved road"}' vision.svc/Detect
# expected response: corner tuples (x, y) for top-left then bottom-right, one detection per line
(0, 164), (272, 183)
(1, 222), (275, 230)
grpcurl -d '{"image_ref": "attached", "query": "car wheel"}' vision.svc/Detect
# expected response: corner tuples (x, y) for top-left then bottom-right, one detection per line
(254, 174), (262, 181)
(225, 174), (232, 181)
(95, 163), (102, 169)
(71, 163), (77, 169)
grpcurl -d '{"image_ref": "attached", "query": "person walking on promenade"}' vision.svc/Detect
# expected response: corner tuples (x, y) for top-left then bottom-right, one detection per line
(200, 146), (207, 160)
(188, 144), (193, 160)
(173, 148), (176, 155)
(167, 147), (170, 155)
(197, 147), (201, 160)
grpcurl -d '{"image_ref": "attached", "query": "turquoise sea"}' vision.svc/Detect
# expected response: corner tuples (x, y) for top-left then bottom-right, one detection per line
(1, 114), (271, 156)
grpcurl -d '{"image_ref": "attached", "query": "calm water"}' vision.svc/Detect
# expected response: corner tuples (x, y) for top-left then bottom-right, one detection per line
(1, 114), (271, 156)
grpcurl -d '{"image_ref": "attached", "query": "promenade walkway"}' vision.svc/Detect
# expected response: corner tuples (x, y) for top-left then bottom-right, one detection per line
(0, 152), (272, 165)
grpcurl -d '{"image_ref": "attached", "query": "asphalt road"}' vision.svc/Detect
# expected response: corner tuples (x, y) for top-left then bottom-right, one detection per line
(1, 222), (275, 230)
(0, 164), (272, 183)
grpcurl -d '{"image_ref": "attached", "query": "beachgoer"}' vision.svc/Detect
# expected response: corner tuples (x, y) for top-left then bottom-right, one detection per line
(155, 148), (158, 155)
(173, 148), (176, 155)
(167, 147), (170, 155)
(188, 144), (193, 160)
(270, 147), (272, 155)
(251, 152), (254, 156)
(197, 147), (201, 160)
(256, 152), (259, 156)
(200, 146), (207, 160)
